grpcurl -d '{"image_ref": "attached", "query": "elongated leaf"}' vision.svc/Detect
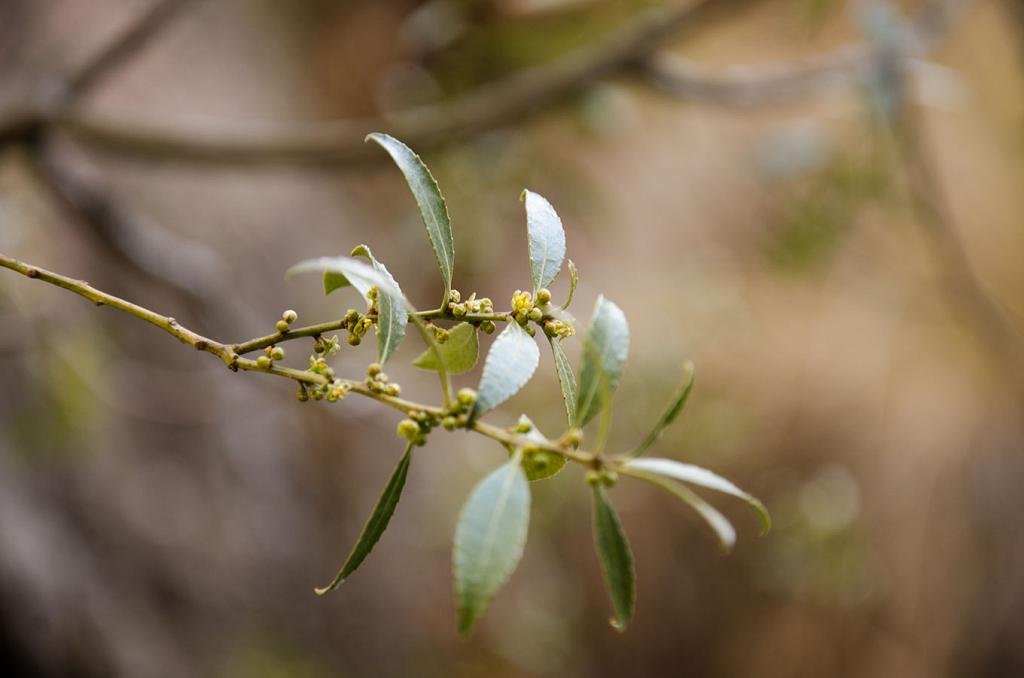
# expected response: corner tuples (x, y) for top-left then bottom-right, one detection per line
(352, 245), (407, 365)
(623, 458), (771, 534)
(315, 444), (413, 594)
(366, 133), (454, 300)
(549, 337), (577, 426)
(564, 259), (579, 310)
(413, 322), (478, 374)
(522, 189), (566, 292)
(473, 322), (540, 418)
(453, 452), (531, 636)
(289, 256), (405, 304)
(574, 296), (629, 427)
(630, 361), (695, 457)
(592, 485), (635, 631)
(292, 252), (409, 364)
(627, 469), (735, 552)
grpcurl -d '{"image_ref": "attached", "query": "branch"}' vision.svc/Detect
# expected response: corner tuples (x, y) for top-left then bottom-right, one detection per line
(48, 0), (748, 167)
(0, 251), (594, 464)
(640, 0), (971, 107)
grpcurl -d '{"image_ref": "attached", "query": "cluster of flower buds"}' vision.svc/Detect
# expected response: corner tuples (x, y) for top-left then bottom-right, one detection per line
(542, 318), (575, 340)
(343, 308), (374, 346)
(397, 409), (440, 446)
(299, 377), (350, 403)
(447, 289), (494, 322)
(440, 387), (478, 431)
(365, 362), (401, 397)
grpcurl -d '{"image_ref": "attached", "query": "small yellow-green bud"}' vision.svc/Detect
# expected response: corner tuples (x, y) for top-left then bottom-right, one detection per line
(282, 309), (298, 324)
(457, 388), (477, 407)
(348, 333), (361, 346)
(600, 470), (618, 487)
(514, 415), (533, 434)
(312, 387), (324, 400)
(535, 288), (551, 305)
(479, 297), (493, 311)
(585, 470), (602, 486)
(344, 309), (360, 324)
(563, 429), (582, 447)
(481, 320), (496, 334)
(270, 346), (285, 361)
(275, 320), (290, 333)
(435, 327), (449, 344)
(385, 383), (401, 397)
(442, 416), (457, 431)
(452, 304), (467, 318)
(448, 289), (461, 303)
(297, 388), (309, 402)
(256, 356), (272, 369)
(367, 362), (382, 377)
(323, 367), (335, 380)
(397, 419), (419, 439)
(528, 307), (543, 322)
(543, 321), (559, 338)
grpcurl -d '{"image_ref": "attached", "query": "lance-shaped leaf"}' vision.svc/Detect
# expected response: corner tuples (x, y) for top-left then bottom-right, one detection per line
(563, 259), (579, 310)
(472, 322), (539, 419)
(366, 133), (454, 300)
(413, 322), (478, 374)
(626, 469), (736, 552)
(574, 296), (629, 427)
(291, 252), (408, 365)
(453, 452), (531, 636)
(522, 189), (566, 293)
(315, 444), (413, 594)
(290, 256), (405, 306)
(592, 485), (635, 631)
(622, 458), (771, 534)
(549, 337), (577, 426)
(629, 361), (695, 458)
(354, 246), (407, 364)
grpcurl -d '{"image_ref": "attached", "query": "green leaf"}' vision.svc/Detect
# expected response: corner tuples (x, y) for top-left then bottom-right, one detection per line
(574, 296), (629, 427)
(472, 322), (539, 418)
(623, 458), (771, 534)
(351, 245), (408, 365)
(366, 133), (454, 300)
(521, 189), (566, 293)
(626, 469), (736, 552)
(323, 271), (350, 295)
(592, 485), (635, 631)
(413, 322), (478, 374)
(315, 444), (413, 594)
(513, 420), (566, 481)
(564, 259), (579, 309)
(548, 337), (577, 426)
(630, 361), (695, 457)
(453, 451), (531, 636)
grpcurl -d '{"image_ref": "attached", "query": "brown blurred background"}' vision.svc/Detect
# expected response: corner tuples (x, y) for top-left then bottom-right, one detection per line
(1, 0), (1023, 676)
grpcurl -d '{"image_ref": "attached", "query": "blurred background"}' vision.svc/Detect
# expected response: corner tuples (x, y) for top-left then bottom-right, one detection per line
(1, 0), (1023, 676)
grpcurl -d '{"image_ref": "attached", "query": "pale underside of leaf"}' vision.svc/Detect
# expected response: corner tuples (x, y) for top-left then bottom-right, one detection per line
(630, 361), (695, 458)
(353, 245), (408, 365)
(453, 452), (531, 636)
(623, 458), (771, 534)
(522, 189), (566, 293)
(366, 133), (454, 301)
(315, 444), (413, 594)
(592, 485), (635, 631)
(472, 322), (540, 418)
(626, 469), (736, 552)
(575, 296), (629, 428)
(413, 322), (479, 374)
(548, 337), (577, 426)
